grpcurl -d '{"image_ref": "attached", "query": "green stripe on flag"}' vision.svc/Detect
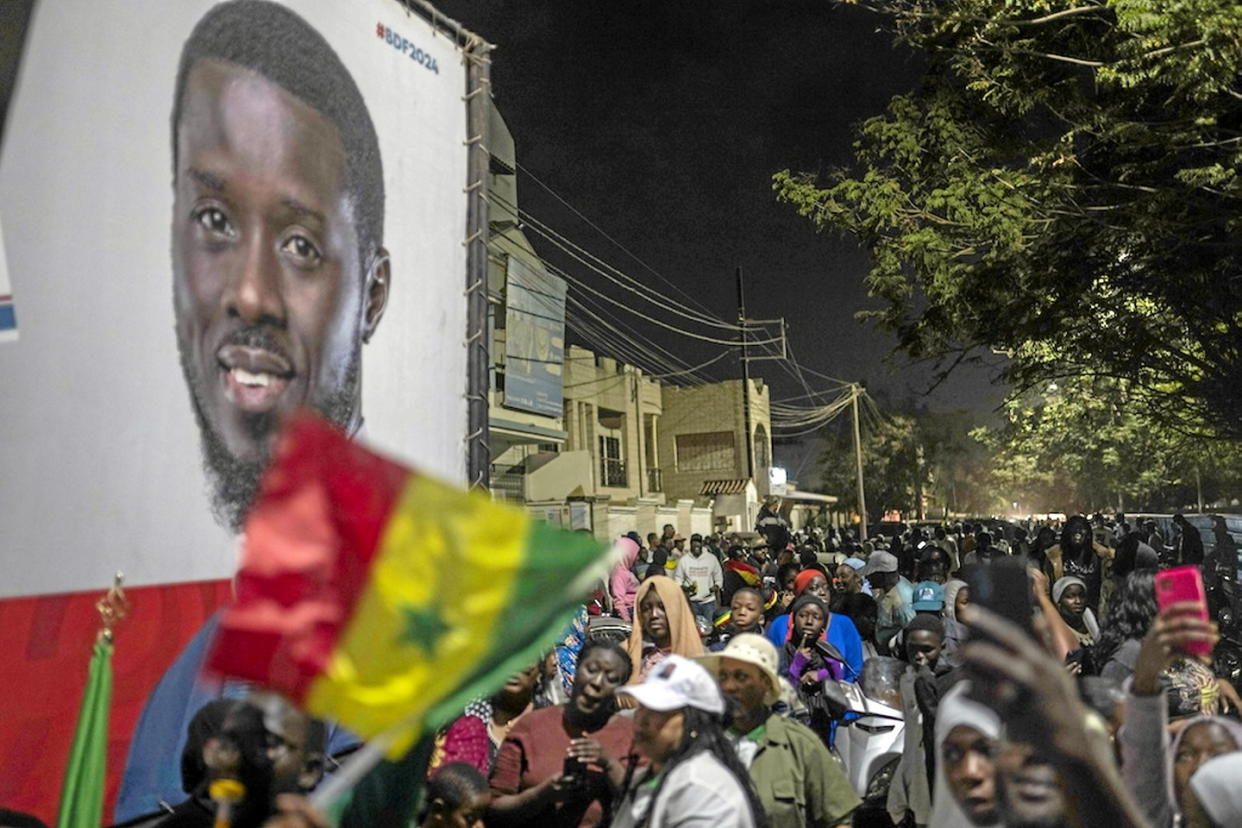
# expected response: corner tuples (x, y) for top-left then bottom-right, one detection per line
(57, 639), (113, 828)
(426, 521), (610, 730)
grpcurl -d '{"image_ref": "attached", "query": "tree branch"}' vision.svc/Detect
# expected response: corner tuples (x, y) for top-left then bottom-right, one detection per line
(1137, 39), (1205, 61)
(1011, 48), (1105, 67)
(1017, 5), (1107, 26)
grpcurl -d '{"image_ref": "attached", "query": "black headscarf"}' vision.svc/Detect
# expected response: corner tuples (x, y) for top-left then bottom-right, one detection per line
(785, 593), (830, 646)
(644, 547), (669, 580)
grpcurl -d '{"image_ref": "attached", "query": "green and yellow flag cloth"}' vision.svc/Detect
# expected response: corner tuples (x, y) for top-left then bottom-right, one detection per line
(56, 638), (112, 828)
(207, 413), (615, 755)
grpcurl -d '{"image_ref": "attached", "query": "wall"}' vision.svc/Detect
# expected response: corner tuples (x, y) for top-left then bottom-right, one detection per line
(658, 378), (772, 504)
(562, 345), (663, 502)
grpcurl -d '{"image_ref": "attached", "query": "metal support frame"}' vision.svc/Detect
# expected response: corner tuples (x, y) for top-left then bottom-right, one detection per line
(463, 37), (493, 490)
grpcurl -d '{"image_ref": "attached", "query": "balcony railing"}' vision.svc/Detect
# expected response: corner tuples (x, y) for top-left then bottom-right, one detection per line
(600, 458), (627, 488)
(646, 467), (663, 493)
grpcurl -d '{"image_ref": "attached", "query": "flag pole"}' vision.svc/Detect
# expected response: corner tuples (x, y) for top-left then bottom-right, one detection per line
(56, 572), (128, 828)
(308, 729), (396, 810)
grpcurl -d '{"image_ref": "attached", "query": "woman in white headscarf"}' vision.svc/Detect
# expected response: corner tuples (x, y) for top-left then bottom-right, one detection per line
(1188, 752), (1242, 827)
(1051, 575), (1100, 647)
(929, 682), (1002, 828)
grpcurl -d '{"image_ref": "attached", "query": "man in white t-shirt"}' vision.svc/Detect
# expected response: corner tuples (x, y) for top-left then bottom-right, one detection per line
(673, 533), (722, 624)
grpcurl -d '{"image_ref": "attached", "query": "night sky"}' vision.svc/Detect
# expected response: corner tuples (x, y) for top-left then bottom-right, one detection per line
(435, 0), (1006, 421)
(0, 0), (1008, 485)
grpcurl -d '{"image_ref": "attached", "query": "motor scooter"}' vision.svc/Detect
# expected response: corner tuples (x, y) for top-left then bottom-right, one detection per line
(831, 657), (907, 820)
(1211, 565), (1242, 686)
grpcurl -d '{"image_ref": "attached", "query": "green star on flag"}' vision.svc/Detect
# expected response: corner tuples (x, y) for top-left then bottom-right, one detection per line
(400, 603), (450, 655)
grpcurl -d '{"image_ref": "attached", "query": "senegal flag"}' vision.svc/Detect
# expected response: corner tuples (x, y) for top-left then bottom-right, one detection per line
(206, 414), (615, 755)
(56, 639), (112, 828)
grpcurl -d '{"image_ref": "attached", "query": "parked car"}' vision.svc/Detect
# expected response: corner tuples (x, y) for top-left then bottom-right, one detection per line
(867, 521), (907, 539)
(1183, 514), (1242, 561)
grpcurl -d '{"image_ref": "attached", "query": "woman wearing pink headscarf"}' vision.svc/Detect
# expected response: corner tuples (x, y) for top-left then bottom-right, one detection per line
(610, 537), (641, 621)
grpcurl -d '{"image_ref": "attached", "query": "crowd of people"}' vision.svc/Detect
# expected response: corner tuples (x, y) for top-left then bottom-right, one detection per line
(89, 510), (1242, 828)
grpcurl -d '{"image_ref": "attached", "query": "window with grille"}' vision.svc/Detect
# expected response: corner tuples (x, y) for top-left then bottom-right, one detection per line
(599, 435), (626, 487)
(675, 431), (736, 471)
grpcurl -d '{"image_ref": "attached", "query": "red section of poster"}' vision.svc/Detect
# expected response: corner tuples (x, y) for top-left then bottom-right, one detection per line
(0, 579), (232, 824)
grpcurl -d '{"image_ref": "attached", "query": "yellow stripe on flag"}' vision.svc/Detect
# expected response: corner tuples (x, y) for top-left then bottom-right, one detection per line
(305, 474), (529, 754)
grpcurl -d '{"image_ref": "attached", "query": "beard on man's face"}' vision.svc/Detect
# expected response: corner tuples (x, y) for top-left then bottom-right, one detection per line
(177, 325), (361, 533)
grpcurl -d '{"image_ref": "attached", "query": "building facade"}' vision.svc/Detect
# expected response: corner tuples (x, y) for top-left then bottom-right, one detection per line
(484, 106), (831, 538)
(659, 378), (774, 532)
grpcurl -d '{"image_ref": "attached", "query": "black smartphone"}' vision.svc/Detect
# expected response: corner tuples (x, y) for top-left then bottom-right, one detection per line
(964, 557), (1036, 706)
(964, 557), (1036, 639)
(562, 754), (584, 783)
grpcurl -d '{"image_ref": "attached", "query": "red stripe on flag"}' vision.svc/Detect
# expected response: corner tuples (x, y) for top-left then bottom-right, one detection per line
(206, 413), (409, 702)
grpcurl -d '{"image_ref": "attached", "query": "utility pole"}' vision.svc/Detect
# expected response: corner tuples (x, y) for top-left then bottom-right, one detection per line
(1195, 466), (1204, 513)
(737, 266), (753, 481)
(851, 383), (868, 540)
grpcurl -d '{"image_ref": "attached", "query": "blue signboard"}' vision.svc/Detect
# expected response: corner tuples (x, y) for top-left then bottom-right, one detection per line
(504, 256), (566, 417)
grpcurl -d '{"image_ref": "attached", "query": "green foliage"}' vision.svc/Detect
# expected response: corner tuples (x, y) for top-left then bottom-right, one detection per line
(819, 413), (919, 521)
(976, 375), (1242, 511)
(776, 0), (1242, 438)
(818, 405), (997, 520)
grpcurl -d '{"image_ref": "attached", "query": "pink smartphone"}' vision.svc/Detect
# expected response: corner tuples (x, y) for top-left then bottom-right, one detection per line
(1154, 566), (1212, 657)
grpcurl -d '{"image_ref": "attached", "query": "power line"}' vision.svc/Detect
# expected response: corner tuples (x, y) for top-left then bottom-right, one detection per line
(489, 190), (771, 337)
(544, 255), (783, 347)
(493, 165), (873, 406)
(564, 283), (707, 379)
(564, 292), (722, 385)
(515, 161), (727, 322)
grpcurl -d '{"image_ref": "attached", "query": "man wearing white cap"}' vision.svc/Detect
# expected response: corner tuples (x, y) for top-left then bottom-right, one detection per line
(612, 655), (761, 827)
(701, 635), (860, 828)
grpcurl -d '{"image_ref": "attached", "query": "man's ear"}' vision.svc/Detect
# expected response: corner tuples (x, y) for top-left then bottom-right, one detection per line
(427, 796), (451, 822)
(362, 248), (391, 344)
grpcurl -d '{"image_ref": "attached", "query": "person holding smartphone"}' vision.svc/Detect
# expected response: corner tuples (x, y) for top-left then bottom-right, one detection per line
(959, 605), (1151, 828)
(488, 640), (635, 827)
(1119, 594), (1242, 828)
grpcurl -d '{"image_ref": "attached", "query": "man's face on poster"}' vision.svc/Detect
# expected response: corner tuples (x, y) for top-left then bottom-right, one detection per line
(172, 58), (385, 530)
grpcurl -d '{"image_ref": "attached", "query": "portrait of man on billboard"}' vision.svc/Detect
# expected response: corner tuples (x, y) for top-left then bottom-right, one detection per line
(1, 0), (473, 816)
(119, 1), (395, 814)
(172, 0), (391, 532)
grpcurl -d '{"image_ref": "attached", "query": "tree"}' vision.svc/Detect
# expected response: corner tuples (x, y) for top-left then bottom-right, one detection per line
(975, 375), (1242, 512)
(817, 404), (996, 520)
(918, 408), (999, 516)
(819, 412), (920, 522)
(775, 0), (1242, 439)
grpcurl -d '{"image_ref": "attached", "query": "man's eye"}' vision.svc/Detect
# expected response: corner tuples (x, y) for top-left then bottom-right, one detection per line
(282, 234), (322, 265)
(194, 207), (233, 237)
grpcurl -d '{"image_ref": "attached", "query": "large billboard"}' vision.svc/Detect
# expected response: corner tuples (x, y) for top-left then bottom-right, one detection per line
(0, 0), (477, 818)
(503, 256), (566, 417)
(0, 0), (470, 598)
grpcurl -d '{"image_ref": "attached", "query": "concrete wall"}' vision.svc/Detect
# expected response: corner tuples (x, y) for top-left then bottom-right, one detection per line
(525, 450), (592, 501)
(575, 502), (714, 542)
(713, 485), (759, 533)
(562, 346), (663, 502)
(658, 379), (772, 504)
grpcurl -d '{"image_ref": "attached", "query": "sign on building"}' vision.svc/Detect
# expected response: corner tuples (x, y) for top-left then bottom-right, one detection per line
(0, 0), (471, 597)
(504, 256), (567, 416)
